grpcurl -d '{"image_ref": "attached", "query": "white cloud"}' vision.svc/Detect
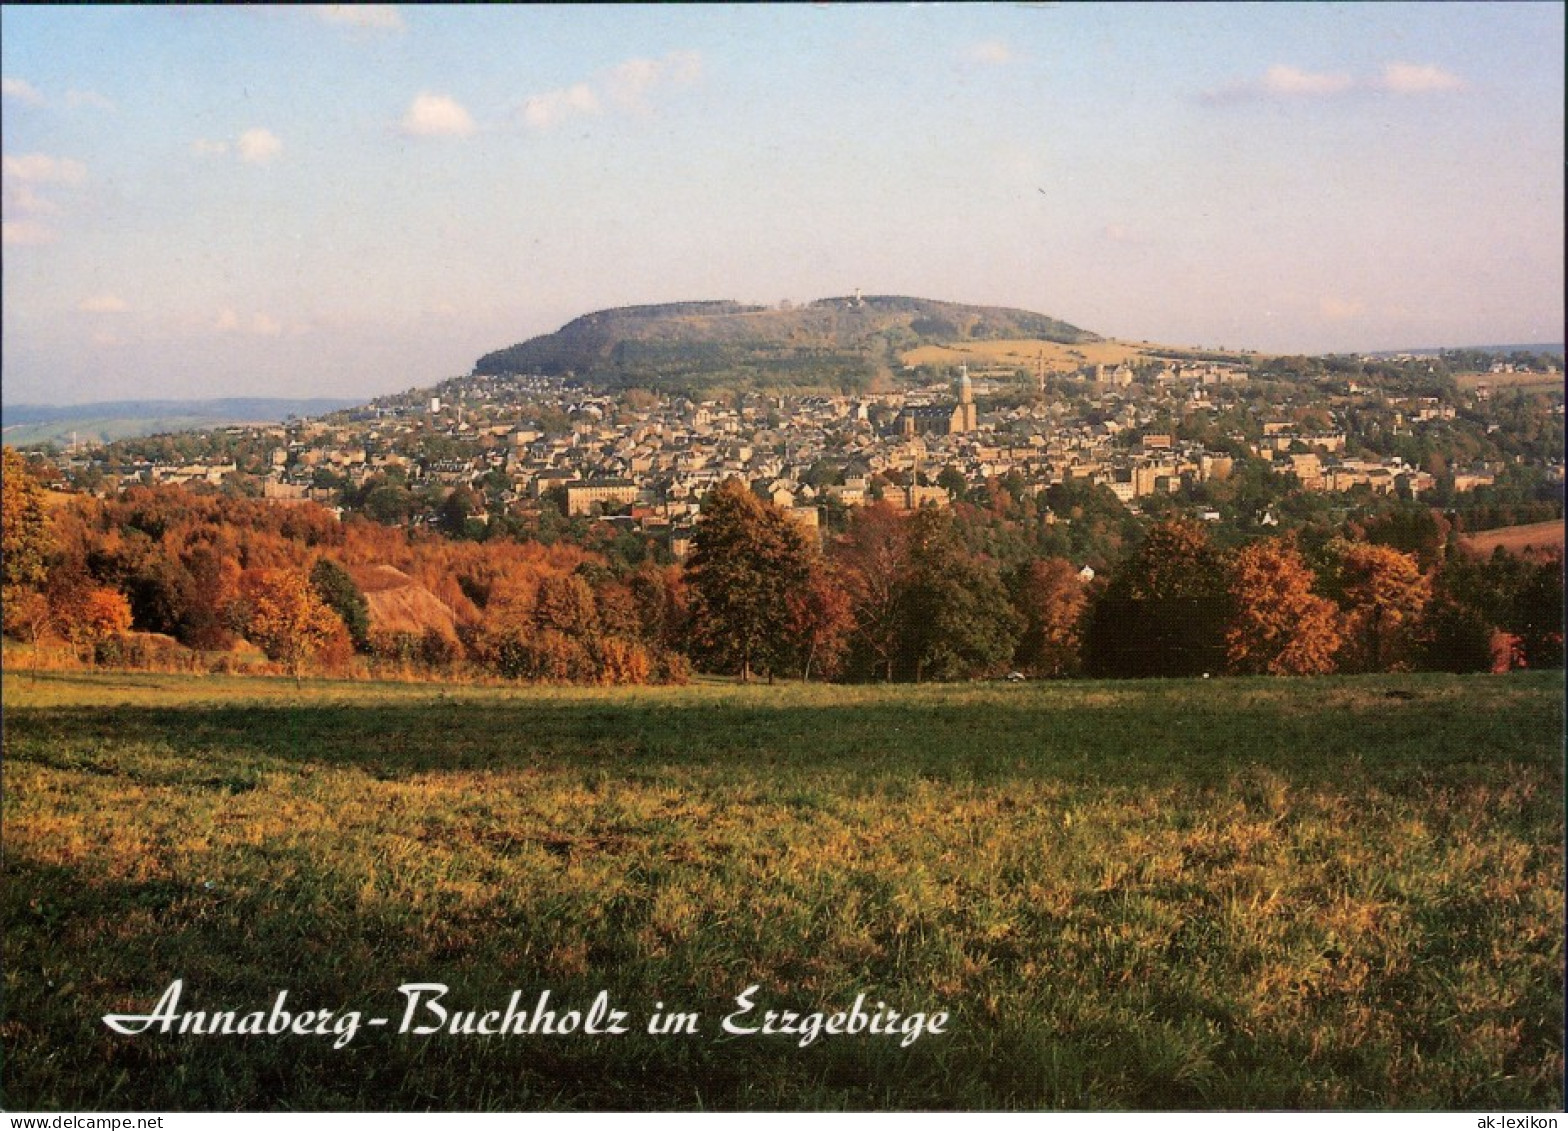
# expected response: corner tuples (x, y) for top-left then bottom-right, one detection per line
(237, 128), (283, 164)
(966, 40), (1015, 66)
(521, 50), (701, 129)
(215, 308), (241, 333)
(1206, 61), (1468, 104)
(1376, 62), (1466, 94)
(65, 89), (117, 112)
(250, 312), (284, 336)
(2, 154), (86, 242)
(315, 5), (404, 31)
(3, 183), (62, 217)
(400, 92), (478, 138)
(521, 83), (600, 129)
(2, 153), (88, 184)
(1, 219), (57, 246)
(79, 294), (131, 313)
(606, 58), (661, 107)
(605, 51), (702, 112)
(191, 139), (231, 157)
(1261, 65), (1354, 97)
(2, 77), (46, 106)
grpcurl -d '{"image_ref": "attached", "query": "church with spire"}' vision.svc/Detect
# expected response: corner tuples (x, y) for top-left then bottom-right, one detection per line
(898, 364), (977, 438)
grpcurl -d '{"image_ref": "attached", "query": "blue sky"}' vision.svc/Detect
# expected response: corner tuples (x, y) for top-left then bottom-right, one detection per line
(3, 3), (1562, 404)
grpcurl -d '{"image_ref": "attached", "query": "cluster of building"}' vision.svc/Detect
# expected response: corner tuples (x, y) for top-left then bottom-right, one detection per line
(54, 354), (1538, 549)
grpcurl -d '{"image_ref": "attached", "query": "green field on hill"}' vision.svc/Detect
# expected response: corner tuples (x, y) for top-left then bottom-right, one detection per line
(2, 670), (1562, 1111)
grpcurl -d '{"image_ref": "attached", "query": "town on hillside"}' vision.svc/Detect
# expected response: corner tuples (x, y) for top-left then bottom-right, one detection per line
(27, 344), (1565, 563)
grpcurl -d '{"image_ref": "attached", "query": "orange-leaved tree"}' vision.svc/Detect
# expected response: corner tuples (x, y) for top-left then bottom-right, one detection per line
(59, 586), (134, 664)
(1224, 537), (1342, 675)
(832, 501), (910, 682)
(2, 446), (53, 615)
(1012, 557), (1089, 678)
(785, 556), (854, 682)
(1323, 540), (1431, 673)
(235, 567), (344, 679)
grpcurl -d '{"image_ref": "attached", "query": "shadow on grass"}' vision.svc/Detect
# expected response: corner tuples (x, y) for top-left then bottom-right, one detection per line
(6, 677), (1561, 790)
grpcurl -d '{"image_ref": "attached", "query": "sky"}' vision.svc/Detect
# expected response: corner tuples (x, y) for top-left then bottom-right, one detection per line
(2, 2), (1563, 405)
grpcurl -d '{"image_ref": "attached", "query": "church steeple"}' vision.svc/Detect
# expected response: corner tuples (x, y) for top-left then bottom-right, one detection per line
(956, 364), (976, 433)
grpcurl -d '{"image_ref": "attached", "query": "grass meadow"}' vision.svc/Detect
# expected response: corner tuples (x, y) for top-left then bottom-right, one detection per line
(2, 669), (1562, 1111)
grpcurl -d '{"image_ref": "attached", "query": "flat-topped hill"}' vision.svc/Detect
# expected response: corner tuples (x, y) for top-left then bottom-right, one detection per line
(473, 295), (1097, 393)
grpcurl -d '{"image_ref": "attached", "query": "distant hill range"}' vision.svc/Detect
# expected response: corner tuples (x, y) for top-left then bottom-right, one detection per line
(473, 295), (1097, 394)
(1364, 344), (1564, 360)
(1, 397), (361, 448)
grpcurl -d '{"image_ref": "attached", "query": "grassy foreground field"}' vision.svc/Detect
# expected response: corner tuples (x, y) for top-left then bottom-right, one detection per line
(2, 670), (1562, 1111)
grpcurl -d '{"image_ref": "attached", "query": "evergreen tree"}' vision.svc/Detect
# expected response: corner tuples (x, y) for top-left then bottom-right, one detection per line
(310, 558), (372, 652)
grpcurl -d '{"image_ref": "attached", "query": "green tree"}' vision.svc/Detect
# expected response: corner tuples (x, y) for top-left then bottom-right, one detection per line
(1083, 520), (1233, 678)
(440, 485), (485, 537)
(895, 507), (1020, 682)
(937, 465), (969, 503)
(685, 479), (814, 682)
(310, 558), (372, 653)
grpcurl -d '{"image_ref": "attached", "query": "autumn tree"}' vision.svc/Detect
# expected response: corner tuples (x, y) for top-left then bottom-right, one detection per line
(235, 568), (344, 678)
(2, 446), (53, 616)
(1322, 540), (1431, 673)
(833, 501), (910, 681)
(48, 581), (133, 664)
(685, 479), (814, 682)
(79, 587), (134, 660)
(1224, 537), (1342, 675)
(534, 572), (600, 639)
(785, 557), (854, 682)
(628, 560), (688, 653)
(176, 543), (241, 649)
(1011, 557), (1088, 678)
(3, 588), (54, 674)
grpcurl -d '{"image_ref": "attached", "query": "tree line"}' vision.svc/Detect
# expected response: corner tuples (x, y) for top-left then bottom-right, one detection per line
(686, 480), (1561, 682)
(4, 448), (1561, 684)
